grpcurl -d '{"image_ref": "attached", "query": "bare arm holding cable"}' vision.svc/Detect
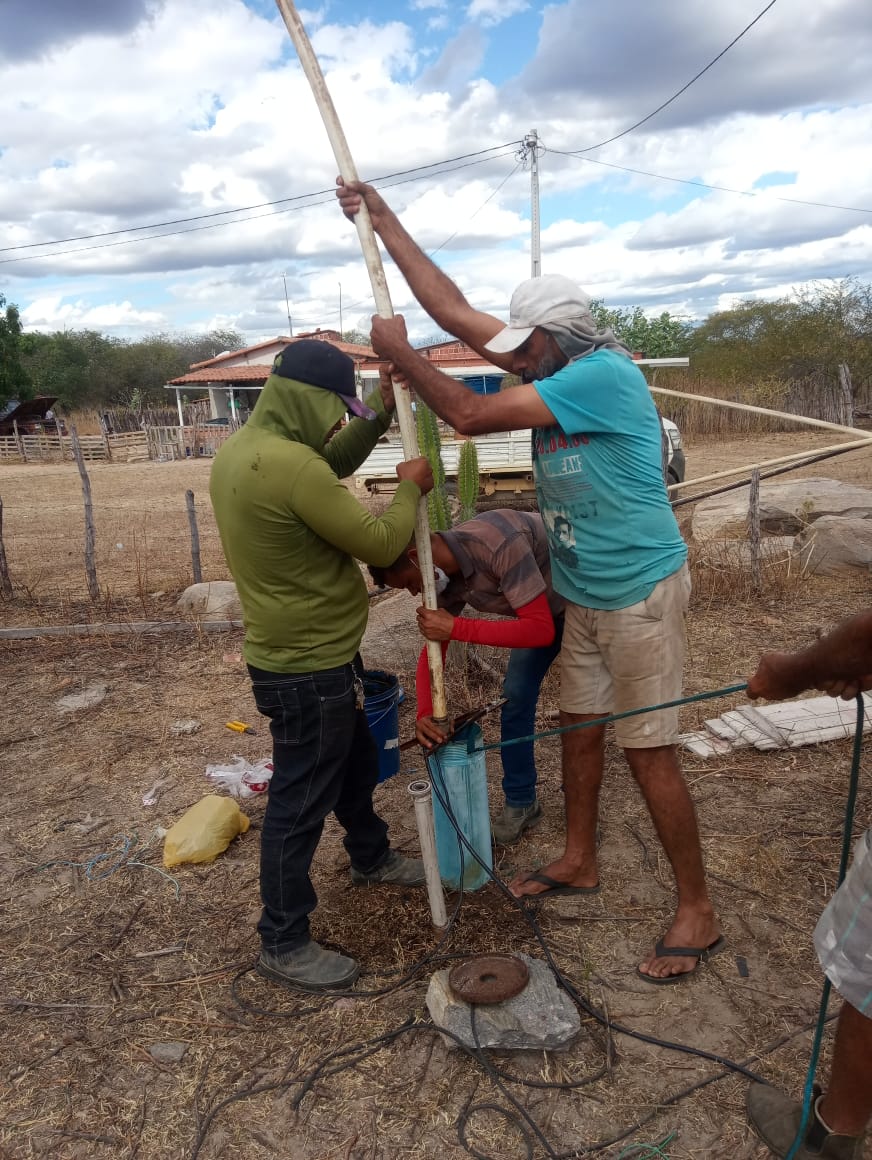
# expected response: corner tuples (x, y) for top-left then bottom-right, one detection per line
(747, 609), (872, 701)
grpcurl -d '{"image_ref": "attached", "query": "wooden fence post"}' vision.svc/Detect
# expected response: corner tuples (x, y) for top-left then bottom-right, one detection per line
(69, 424), (100, 601)
(748, 468), (761, 593)
(56, 417), (69, 462)
(186, 489), (203, 584)
(0, 496), (13, 598)
(838, 364), (854, 428)
(12, 419), (25, 462)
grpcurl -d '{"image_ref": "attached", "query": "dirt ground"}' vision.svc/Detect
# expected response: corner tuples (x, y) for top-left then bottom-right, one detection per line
(1, 431), (872, 1160)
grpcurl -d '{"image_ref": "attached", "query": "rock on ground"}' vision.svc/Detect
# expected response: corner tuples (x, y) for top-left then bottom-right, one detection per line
(56, 682), (109, 714)
(177, 581), (242, 619)
(796, 515), (872, 574)
(426, 953), (581, 1051)
(691, 477), (872, 541)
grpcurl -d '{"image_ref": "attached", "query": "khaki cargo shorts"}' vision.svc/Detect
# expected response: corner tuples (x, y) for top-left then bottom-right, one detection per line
(560, 563), (691, 748)
(814, 827), (872, 1015)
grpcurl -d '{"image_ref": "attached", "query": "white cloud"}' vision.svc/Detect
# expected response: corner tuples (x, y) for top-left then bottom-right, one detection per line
(467, 0), (528, 28)
(21, 296), (166, 331)
(1, 0), (870, 344)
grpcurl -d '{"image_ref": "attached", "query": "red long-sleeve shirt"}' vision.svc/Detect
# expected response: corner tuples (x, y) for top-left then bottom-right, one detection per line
(415, 592), (554, 719)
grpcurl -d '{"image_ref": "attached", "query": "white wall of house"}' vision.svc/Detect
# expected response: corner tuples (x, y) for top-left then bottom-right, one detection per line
(209, 385), (231, 420)
(358, 364), (500, 387)
(206, 342), (285, 370)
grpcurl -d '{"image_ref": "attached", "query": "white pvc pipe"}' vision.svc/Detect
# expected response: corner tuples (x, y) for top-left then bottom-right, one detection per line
(274, 0), (447, 723)
(409, 779), (447, 928)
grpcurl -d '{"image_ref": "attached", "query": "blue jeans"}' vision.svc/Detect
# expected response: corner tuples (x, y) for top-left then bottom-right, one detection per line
(499, 615), (564, 808)
(248, 658), (390, 953)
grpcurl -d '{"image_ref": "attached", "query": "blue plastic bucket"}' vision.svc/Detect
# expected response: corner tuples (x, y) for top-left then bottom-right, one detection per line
(364, 669), (400, 783)
(428, 721), (493, 891)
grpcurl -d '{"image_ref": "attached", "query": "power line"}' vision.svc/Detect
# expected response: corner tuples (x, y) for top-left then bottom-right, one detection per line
(0, 149), (521, 267)
(302, 158), (528, 324)
(575, 0), (779, 153)
(0, 148), (517, 267)
(0, 148), (520, 267)
(544, 146), (872, 215)
(429, 160), (525, 258)
(6, 131), (867, 273)
(0, 142), (520, 257)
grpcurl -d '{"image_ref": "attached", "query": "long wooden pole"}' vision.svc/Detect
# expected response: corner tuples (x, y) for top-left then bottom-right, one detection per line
(652, 385), (866, 438)
(671, 440), (872, 509)
(651, 386), (872, 494)
(274, 0), (447, 723)
(668, 436), (872, 494)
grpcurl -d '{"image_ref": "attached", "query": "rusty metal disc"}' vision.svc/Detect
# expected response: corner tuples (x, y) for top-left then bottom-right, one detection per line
(448, 954), (529, 1004)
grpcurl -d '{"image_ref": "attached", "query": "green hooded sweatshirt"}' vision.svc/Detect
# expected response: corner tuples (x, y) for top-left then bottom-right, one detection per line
(209, 372), (420, 673)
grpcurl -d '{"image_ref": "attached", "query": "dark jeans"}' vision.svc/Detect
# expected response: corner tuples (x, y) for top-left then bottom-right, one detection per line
(248, 658), (390, 953)
(500, 615), (564, 807)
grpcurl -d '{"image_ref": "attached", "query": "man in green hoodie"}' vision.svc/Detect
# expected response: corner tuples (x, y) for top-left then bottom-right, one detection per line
(210, 339), (434, 992)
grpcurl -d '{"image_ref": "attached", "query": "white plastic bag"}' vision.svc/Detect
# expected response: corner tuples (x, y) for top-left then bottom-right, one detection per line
(205, 755), (273, 799)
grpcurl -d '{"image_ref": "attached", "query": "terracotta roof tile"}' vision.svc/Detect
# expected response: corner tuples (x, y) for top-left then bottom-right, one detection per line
(170, 332), (499, 386)
(168, 365), (273, 385)
(190, 330), (377, 370)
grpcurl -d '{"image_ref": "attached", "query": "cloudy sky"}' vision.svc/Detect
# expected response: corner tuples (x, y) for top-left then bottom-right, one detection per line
(2, 0), (871, 345)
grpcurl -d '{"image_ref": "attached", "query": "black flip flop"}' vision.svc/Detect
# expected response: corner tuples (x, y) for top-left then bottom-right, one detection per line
(637, 935), (726, 985)
(515, 871), (601, 899)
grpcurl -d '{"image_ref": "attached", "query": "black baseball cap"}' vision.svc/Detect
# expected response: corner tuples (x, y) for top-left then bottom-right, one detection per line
(272, 339), (377, 419)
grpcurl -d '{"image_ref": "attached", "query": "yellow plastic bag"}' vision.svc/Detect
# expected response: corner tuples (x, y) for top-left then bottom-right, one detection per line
(163, 794), (251, 868)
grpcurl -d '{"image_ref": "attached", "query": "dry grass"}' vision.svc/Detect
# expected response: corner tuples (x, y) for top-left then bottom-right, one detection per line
(2, 436), (872, 1159)
(0, 459), (222, 620)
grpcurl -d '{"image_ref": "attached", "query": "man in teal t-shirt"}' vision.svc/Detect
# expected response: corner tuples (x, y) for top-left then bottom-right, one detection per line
(337, 178), (721, 985)
(532, 348), (686, 609)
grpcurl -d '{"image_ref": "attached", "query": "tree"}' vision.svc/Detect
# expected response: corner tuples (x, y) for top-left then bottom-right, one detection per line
(21, 329), (119, 409)
(589, 302), (693, 358)
(688, 280), (872, 389)
(0, 294), (31, 409)
(18, 326), (247, 411)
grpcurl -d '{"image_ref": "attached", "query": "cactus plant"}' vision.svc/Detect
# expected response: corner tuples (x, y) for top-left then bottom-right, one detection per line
(415, 401), (451, 531)
(457, 438), (480, 522)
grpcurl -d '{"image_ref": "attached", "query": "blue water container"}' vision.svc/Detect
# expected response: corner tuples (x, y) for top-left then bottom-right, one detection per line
(428, 721), (493, 892)
(363, 670), (400, 783)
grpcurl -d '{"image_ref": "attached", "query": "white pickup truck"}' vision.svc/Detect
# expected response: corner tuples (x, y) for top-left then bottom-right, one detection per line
(353, 419), (685, 502)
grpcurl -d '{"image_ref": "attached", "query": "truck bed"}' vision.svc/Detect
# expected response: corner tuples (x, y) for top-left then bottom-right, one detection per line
(354, 430), (534, 493)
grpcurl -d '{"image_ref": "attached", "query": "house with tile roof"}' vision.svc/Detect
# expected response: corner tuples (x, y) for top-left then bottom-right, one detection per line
(164, 330), (507, 426)
(164, 329), (381, 425)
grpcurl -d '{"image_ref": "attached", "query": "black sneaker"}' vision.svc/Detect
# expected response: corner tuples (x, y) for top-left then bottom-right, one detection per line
(350, 849), (426, 887)
(492, 800), (542, 845)
(257, 940), (359, 992)
(747, 1083), (864, 1159)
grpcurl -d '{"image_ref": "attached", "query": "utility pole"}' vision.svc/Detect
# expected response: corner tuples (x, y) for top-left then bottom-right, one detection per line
(282, 274), (293, 336)
(522, 129), (541, 278)
(338, 282), (343, 337)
